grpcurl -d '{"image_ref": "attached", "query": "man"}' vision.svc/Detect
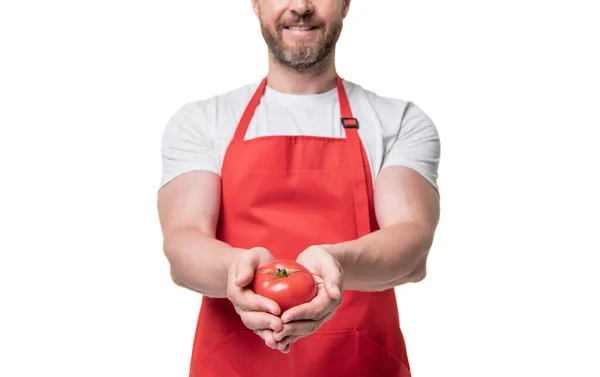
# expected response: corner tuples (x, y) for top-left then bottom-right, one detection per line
(157, 0), (441, 376)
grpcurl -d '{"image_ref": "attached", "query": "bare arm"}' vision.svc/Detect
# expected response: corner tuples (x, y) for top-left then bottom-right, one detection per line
(157, 171), (244, 298)
(325, 166), (440, 291)
(271, 166), (440, 350)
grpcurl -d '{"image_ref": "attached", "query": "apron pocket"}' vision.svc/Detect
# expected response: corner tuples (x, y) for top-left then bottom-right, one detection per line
(354, 330), (412, 376)
(293, 329), (411, 377)
(192, 329), (411, 377)
(192, 330), (289, 377)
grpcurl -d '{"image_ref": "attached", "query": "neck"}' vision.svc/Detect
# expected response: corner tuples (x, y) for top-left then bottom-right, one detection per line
(265, 50), (338, 95)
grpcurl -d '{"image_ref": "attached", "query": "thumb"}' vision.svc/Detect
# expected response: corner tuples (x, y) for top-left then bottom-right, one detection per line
(235, 248), (267, 287)
(321, 260), (342, 300)
(235, 261), (256, 289)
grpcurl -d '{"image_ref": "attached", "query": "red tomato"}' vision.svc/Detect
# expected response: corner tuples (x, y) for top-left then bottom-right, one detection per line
(252, 259), (317, 313)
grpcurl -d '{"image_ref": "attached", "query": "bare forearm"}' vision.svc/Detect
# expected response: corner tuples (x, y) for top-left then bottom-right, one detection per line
(325, 222), (434, 292)
(163, 229), (244, 298)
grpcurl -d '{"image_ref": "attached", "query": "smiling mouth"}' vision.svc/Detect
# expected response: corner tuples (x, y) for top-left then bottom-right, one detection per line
(284, 25), (318, 31)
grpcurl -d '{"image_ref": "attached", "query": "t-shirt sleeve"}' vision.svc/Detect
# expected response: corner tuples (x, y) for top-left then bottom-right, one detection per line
(381, 102), (441, 193)
(159, 101), (220, 190)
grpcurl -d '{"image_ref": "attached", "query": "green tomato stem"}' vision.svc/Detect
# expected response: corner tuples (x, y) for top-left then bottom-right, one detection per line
(274, 268), (298, 278)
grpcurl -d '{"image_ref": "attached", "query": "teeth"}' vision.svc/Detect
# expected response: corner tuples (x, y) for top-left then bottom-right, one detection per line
(288, 26), (311, 31)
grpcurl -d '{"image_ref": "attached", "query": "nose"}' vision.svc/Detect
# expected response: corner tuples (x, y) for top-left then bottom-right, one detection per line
(288, 0), (314, 16)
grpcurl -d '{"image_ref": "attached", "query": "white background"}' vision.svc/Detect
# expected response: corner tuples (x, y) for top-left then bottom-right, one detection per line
(1, 1), (599, 376)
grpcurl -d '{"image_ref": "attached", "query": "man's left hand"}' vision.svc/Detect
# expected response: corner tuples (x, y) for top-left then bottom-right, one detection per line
(272, 245), (343, 353)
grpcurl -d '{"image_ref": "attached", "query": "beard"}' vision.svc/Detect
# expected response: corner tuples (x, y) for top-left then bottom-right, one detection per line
(259, 12), (343, 70)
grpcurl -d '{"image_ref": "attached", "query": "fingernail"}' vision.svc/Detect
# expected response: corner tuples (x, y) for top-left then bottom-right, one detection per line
(269, 323), (275, 330)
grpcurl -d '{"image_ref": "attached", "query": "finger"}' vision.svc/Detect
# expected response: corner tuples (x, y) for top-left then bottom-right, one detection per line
(239, 311), (283, 331)
(263, 329), (277, 349)
(228, 274), (281, 315)
(235, 254), (258, 288)
(249, 246), (274, 264)
(319, 259), (343, 300)
(235, 247), (273, 287)
(228, 265), (281, 315)
(280, 291), (332, 323)
(255, 329), (277, 349)
(272, 321), (320, 342)
(326, 282), (342, 301)
(232, 290), (281, 316)
(276, 336), (301, 353)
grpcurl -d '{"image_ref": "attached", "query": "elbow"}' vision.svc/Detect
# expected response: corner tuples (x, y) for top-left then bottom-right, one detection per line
(170, 265), (185, 287)
(408, 264), (427, 283)
(166, 255), (193, 290)
(407, 234), (433, 283)
(164, 247), (214, 296)
(374, 263), (427, 291)
(163, 245), (186, 288)
(408, 247), (430, 283)
(393, 249), (430, 285)
(408, 244), (431, 283)
(389, 264), (426, 287)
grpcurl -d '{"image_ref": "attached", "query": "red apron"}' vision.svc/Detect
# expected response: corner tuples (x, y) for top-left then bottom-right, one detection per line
(189, 76), (412, 377)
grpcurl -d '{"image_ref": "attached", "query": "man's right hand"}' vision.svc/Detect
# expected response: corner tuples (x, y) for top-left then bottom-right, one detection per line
(227, 247), (283, 349)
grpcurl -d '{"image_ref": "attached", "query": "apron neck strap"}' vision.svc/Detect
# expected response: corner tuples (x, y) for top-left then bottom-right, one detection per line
(232, 77), (268, 142)
(232, 75), (357, 142)
(336, 76), (359, 129)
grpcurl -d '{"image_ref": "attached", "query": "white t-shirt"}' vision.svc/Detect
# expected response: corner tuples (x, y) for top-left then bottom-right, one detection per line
(159, 79), (441, 193)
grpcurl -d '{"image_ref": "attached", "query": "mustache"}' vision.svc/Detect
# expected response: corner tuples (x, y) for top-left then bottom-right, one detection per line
(276, 14), (324, 29)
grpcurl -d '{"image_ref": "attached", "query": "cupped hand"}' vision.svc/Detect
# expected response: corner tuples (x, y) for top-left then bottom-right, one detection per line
(227, 247), (284, 349)
(272, 245), (343, 353)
